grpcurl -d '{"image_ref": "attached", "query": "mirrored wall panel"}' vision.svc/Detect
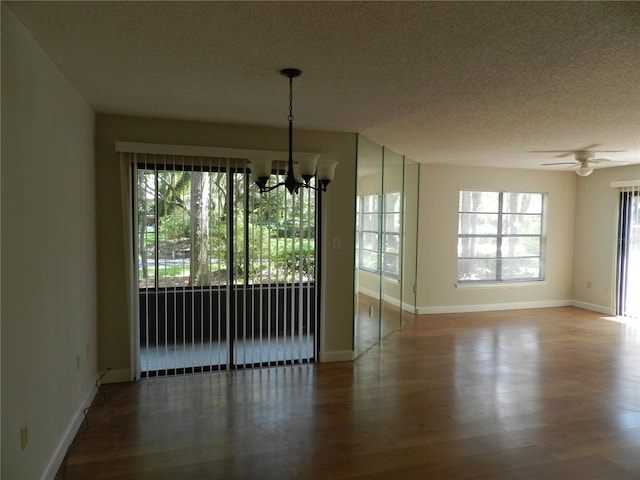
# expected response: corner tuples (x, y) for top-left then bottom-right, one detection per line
(355, 136), (383, 355)
(354, 136), (419, 357)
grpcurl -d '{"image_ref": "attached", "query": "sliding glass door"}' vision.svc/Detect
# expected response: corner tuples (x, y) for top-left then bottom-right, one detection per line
(617, 188), (639, 319)
(134, 154), (318, 376)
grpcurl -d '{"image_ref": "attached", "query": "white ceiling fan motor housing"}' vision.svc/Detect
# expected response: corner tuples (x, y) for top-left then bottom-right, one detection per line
(575, 151), (596, 162)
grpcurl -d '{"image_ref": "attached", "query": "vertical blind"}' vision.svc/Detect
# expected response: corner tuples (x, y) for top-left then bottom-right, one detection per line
(125, 151), (318, 376)
(615, 182), (640, 319)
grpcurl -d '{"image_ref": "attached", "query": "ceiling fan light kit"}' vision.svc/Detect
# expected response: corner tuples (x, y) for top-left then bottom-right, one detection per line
(576, 162), (594, 176)
(575, 152), (594, 176)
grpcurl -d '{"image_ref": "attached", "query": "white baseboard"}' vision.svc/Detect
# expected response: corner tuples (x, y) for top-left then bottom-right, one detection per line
(320, 350), (353, 362)
(571, 300), (613, 315)
(402, 302), (419, 315)
(417, 299), (573, 315)
(358, 287), (417, 314)
(102, 368), (131, 384)
(41, 382), (97, 480)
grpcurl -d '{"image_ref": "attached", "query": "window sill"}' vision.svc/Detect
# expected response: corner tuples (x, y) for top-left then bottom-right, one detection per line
(455, 280), (547, 289)
(357, 268), (400, 283)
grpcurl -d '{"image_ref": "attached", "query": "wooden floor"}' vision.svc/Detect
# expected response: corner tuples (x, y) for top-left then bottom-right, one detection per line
(57, 307), (640, 479)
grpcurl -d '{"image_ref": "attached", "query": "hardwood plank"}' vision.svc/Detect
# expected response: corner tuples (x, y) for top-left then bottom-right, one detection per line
(56, 307), (640, 479)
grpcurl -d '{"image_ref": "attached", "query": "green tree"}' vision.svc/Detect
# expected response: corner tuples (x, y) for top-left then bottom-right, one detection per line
(189, 171), (211, 285)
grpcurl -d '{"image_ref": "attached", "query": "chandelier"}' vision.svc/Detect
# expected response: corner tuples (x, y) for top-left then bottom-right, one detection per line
(248, 68), (338, 194)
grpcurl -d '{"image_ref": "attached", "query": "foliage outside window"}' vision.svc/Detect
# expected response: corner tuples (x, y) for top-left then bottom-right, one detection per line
(137, 165), (316, 289)
(357, 192), (401, 278)
(458, 191), (545, 282)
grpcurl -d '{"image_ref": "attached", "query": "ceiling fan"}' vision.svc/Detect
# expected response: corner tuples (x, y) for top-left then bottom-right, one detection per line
(533, 145), (626, 176)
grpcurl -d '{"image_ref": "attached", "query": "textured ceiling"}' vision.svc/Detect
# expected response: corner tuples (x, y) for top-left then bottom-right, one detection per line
(6, 1), (640, 171)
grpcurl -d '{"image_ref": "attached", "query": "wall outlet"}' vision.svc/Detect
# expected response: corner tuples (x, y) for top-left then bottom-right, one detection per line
(20, 426), (28, 451)
(368, 305), (374, 317)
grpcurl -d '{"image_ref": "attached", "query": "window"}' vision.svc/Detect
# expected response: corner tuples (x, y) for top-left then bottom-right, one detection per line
(458, 191), (545, 282)
(357, 192), (401, 278)
(382, 192), (401, 277)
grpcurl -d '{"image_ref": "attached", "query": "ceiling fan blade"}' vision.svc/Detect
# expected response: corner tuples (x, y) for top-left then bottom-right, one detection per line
(529, 151), (585, 158)
(529, 150), (577, 153)
(531, 144), (601, 152)
(541, 162), (579, 166)
(530, 151), (580, 158)
(530, 145), (600, 153)
(578, 144), (601, 151)
(591, 158), (612, 163)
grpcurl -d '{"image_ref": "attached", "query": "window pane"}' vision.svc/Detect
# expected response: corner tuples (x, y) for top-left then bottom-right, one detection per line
(385, 192), (401, 212)
(385, 213), (400, 233)
(459, 191), (499, 212)
(502, 193), (543, 213)
(138, 170), (157, 288)
(459, 213), (499, 235)
(210, 171), (229, 285)
(502, 237), (540, 257)
(360, 251), (378, 271)
(458, 258), (497, 281)
(362, 213), (378, 231)
(502, 258), (541, 280)
(157, 170), (193, 288)
(383, 253), (399, 276)
(458, 237), (497, 258)
(363, 195), (378, 213)
(362, 232), (378, 250)
(384, 233), (399, 254)
(502, 214), (541, 234)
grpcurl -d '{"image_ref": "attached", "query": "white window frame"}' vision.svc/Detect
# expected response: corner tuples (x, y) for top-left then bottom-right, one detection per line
(457, 190), (546, 283)
(356, 193), (401, 279)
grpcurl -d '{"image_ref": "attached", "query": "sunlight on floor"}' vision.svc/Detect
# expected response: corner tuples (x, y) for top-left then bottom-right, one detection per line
(601, 315), (639, 327)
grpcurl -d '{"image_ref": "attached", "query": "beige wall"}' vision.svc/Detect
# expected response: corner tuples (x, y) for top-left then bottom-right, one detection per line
(416, 164), (576, 313)
(572, 164), (640, 313)
(95, 114), (357, 378)
(403, 162), (420, 309)
(1, 4), (97, 478)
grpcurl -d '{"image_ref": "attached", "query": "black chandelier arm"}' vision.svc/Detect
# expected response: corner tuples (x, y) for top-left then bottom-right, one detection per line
(256, 180), (287, 194)
(255, 177), (328, 194)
